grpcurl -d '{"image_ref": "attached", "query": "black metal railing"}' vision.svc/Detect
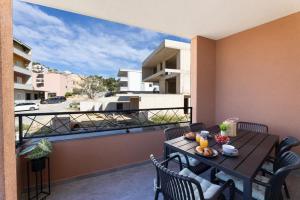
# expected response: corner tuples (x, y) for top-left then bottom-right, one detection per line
(15, 107), (192, 144)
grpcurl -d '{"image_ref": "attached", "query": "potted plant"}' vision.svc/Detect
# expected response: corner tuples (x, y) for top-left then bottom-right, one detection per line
(219, 123), (229, 136)
(19, 139), (52, 172)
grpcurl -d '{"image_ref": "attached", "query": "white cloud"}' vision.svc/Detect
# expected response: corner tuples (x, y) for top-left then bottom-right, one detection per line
(13, 0), (186, 76)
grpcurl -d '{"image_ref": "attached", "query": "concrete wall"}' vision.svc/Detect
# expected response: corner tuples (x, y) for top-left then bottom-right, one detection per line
(179, 49), (191, 95)
(19, 130), (164, 186)
(127, 71), (142, 91)
(215, 12), (300, 140)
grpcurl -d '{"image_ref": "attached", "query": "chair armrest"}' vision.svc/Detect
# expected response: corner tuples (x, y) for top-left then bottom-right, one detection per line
(253, 178), (272, 188)
(160, 154), (183, 170)
(183, 154), (191, 168)
(266, 156), (275, 162)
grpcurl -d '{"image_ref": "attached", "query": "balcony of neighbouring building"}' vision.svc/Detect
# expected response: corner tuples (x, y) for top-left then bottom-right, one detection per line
(119, 76), (128, 82)
(14, 82), (34, 90)
(143, 68), (181, 82)
(14, 65), (32, 77)
(13, 47), (32, 61)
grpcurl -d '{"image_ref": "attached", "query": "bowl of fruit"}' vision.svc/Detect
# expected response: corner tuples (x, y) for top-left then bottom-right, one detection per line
(214, 134), (230, 145)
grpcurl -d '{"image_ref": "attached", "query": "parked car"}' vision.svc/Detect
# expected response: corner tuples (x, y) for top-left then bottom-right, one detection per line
(14, 102), (39, 112)
(41, 96), (66, 104)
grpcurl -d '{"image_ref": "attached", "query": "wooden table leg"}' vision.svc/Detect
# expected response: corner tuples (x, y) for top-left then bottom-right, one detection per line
(243, 178), (252, 200)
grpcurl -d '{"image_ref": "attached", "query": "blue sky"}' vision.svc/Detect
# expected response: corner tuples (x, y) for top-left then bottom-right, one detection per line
(13, 0), (189, 77)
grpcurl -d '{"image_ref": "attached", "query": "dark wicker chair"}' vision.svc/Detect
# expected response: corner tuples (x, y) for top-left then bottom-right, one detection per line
(164, 126), (210, 174)
(261, 136), (300, 198)
(237, 121), (268, 133)
(212, 151), (300, 200)
(150, 154), (235, 200)
(190, 122), (206, 132)
(206, 125), (220, 134)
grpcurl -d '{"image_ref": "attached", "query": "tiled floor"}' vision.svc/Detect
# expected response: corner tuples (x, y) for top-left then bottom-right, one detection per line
(48, 162), (300, 200)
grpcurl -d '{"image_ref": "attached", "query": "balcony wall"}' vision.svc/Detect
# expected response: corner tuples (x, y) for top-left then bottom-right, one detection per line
(18, 129), (165, 190)
(192, 12), (300, 151)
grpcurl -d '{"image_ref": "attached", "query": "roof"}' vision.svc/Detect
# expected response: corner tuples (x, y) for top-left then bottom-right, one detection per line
(117, 68), (141, 76)
(142, 40), (190, 67)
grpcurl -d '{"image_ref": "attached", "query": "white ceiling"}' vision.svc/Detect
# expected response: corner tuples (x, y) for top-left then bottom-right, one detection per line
(24, 0), (300, 39)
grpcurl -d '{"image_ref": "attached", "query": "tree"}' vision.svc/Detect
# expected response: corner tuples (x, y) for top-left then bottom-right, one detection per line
(80, 76), (106, 99)
(103, 77), (119, 92)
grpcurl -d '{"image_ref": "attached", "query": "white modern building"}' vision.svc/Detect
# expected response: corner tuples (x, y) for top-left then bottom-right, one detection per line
(142, 39), (190, 95)
(13, 39), (43, 103)
(117, 68), (158, 92)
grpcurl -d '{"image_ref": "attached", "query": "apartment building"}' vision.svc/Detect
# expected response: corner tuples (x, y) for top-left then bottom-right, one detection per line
(13, 39), (43, 103)
(117, 68), (158, 92)
(31, 63), (83, 98)
(142, 39), (190, 95)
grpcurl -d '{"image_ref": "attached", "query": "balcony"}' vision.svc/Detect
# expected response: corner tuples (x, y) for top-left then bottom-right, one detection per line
(143, 68), (181, 82)
(14, 82), (33, 90)
(13, 47), (32, 61)
(119, 76), (128, 82)
(14, 65), (31, 76)
(119, 86), (128, 91)
(15, 108), (300, 200)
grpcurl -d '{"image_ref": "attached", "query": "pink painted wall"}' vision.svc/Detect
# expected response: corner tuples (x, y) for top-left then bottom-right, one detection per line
(32, 72), (74, 97)
(215, 12), (300, 140)
(191, 12), (300, 147)
(19, 130), (164, 188)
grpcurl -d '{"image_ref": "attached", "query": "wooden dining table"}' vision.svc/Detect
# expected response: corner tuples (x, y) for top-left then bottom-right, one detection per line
(164, 130), (279, 200)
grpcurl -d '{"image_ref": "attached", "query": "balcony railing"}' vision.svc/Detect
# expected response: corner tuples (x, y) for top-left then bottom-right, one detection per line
(13, 47), (32, 61)
(14, 83), (34, 90)
(14, 65), (32, 76)
(15, 107), (192, 145)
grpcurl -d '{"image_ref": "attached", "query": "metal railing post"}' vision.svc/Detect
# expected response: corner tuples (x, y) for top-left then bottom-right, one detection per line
(18, 115), (23, 145)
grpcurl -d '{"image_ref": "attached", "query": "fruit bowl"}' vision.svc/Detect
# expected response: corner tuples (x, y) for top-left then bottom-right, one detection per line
(214, 134), (230, 144)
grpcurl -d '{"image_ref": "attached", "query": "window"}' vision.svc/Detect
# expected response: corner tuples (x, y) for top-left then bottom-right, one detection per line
(16, 76), (22, 83)
(48, 93), (56, 98)
(15, 61), (22, 67)
(16, 93), (23, 100)
(34, 94), (38, 100)
(149, 84), (152, 87)
(37, 83), (44, 87)
(37, 74), (44, 78)
(26, 93), (31, 100)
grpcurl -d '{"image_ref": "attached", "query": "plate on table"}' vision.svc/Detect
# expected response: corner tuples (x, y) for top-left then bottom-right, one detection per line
(195, 146), (218, 158)
(184, 132), (196, 140)
(220, 150), (239, 157)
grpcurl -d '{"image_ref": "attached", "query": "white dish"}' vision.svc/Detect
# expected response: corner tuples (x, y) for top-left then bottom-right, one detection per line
(222, 144), (238, 154)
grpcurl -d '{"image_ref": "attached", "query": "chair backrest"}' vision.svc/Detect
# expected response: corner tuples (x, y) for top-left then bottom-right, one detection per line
(278, 136), (300, 156)
(206, 125), (220, 134)
(237, 121), (268, 133)
(164, 126), (190, 141)
(150, 154), (204, 200)
(189, 123), (206, 132)
(267, 151), (300, 200)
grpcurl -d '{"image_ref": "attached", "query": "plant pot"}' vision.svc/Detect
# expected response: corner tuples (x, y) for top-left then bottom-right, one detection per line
(221, 130), (227, 136)
(31, 157), (46, 172)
